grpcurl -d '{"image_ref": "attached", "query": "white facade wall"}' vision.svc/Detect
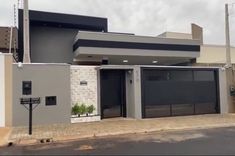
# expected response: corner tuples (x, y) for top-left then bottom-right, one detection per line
(0, 54), (5, 127)
(219, 68), (230, 113)
(70, 66), (99, 115)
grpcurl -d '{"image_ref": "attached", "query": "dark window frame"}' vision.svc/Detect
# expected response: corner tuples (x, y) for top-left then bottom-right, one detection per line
(45, 96), (57, 106)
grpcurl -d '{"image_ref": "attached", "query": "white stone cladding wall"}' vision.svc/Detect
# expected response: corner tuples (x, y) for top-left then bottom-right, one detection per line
(70, 66), (98, 115)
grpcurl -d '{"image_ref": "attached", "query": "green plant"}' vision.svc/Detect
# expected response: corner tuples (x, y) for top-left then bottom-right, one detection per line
(71, 104), (80, 115)
(87, 105), (95, 114)
(80, 103), (87, 115)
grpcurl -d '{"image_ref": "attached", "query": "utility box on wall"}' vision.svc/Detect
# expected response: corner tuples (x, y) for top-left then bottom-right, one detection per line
(13, 63), (71, 126)
(22, 81), (32, 95)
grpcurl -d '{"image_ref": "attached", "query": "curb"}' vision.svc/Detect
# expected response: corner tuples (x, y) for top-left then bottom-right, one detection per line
(9, 123), (235, 146)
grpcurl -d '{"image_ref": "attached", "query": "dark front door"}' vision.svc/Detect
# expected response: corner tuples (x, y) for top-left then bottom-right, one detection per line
(100, 70), (126, 119)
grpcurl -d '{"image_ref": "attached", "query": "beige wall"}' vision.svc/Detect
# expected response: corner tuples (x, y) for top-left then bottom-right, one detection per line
(5, 55), (13, 126)
(0, 53), (13, 127)
(0, 54), (5, 127)
(197, 45), (235, 64)
(158, 32), (192, 40)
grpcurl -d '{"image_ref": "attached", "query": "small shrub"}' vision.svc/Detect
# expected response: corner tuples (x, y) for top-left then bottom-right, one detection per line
(80, 103), (87, 115)
(71, 104), (79, 115)
(87, 105), (95, 114)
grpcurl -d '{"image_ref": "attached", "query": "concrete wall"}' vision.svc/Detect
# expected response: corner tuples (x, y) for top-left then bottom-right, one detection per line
(70, 66), (99, 115)
(0, 53), (13, 127)
(0, 54), (5, 127)
(158, 32), (192, 39)
(218, 68), (231, 113)
(30, 26), (77, 64)
(5, 55), (13, 127)
(133, 66), (142, 119)
(197, 45), (235, 64)
(191, 24), (203, 44)
(12, 63), (71, 126)
(126, 70), (135, 118)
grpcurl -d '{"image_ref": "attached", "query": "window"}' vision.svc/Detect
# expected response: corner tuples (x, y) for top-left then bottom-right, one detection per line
(45, 96), (57, 106)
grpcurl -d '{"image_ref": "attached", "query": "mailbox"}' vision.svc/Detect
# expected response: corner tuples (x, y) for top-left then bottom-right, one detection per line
(22, 81), (32, 95)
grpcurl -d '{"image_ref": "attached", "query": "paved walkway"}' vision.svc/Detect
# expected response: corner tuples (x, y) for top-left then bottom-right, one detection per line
(8, 114), (235, 145)
(0, 128), (11, 147)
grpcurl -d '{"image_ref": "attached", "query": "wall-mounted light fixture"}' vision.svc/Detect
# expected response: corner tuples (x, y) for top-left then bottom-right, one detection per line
(18, 62), (23, 68)
(152, 60), (158, 64)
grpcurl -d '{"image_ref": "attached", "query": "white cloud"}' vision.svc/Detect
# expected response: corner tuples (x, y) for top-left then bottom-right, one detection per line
(0, 0), (235, 45)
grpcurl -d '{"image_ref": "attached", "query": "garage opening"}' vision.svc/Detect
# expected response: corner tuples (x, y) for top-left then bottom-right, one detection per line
(141, 68), (220, 118)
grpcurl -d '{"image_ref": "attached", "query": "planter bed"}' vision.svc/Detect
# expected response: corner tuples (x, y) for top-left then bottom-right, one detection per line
(71, 115), (101, 123)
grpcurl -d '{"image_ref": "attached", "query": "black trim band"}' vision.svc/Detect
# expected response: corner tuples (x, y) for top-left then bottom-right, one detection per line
(73, 39), (200, 52)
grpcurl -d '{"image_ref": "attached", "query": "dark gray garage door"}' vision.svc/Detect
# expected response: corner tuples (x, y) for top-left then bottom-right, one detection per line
(141, 68), (220, 118)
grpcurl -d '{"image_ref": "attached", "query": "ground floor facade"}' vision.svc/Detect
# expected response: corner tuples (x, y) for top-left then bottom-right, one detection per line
(0, 53), (232, 127)
(98, 65), (226, 120)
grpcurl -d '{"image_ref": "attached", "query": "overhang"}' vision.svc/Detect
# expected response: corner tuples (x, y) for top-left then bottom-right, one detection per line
(73, 31), (201, 65)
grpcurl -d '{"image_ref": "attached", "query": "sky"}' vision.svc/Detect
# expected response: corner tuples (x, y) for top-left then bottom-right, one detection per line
(0, 0), (235, 45)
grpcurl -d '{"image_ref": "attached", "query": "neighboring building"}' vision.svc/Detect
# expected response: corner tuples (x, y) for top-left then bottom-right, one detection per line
(158, 24), (235, 67)
(0, 27), (18, 61)
(197, 45), (235, 66)
(158, 23), (203, 43)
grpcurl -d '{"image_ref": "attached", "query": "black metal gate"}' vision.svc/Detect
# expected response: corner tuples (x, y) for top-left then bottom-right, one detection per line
(141, 68), (220, 118)
(100, 70), (126, 119)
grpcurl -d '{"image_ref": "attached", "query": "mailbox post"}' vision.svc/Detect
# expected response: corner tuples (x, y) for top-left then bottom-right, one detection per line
(20, 97), (40, 135)
(21, 81), (40, 135)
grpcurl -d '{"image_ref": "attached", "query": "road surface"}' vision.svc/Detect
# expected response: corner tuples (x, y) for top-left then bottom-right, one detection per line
(1, 127), (235, 155)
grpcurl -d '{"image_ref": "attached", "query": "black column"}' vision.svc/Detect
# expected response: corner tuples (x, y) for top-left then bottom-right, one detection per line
(29, 98), (32, 135)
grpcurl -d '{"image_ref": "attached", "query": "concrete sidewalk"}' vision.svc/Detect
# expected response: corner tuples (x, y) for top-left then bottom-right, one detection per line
(0, 128), (11, 147)
(7, 114), (235, 146)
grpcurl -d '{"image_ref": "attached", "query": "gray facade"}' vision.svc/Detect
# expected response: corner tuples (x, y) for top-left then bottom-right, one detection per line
(18, 9), (108, 62)
(73, 31), (201, 65)
(30, 26), (77, 64)
(12, 63), (71, 126)
(98, 65), (226, 119)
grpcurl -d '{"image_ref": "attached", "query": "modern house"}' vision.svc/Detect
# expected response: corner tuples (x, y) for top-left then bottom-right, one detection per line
(0, 9), (232, 127)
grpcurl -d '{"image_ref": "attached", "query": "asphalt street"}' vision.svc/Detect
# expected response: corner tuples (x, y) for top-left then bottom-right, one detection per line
(1, 126), (235, 155)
